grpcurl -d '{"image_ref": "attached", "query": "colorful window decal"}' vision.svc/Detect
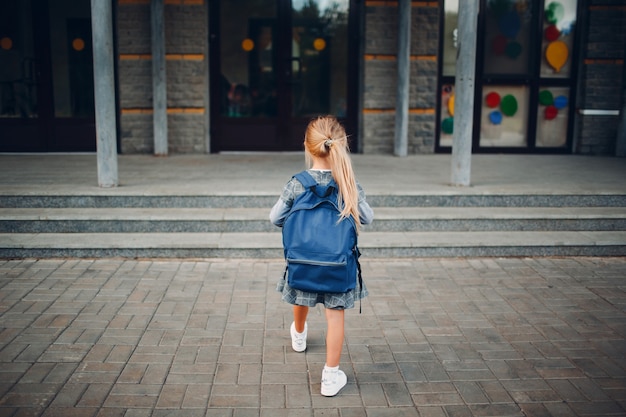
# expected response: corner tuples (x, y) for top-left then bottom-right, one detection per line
(538, 89), (568, 120)
(440, 84), (455, 135)
(489, 0), (530, 60)
(484, 91), (518, 125)
(544, 2), (570, 72)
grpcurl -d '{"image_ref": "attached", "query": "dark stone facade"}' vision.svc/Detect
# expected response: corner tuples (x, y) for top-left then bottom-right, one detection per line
(114, 1), (625, 156)
(117, 2), (207, 154)
(576, 2), (626, 154)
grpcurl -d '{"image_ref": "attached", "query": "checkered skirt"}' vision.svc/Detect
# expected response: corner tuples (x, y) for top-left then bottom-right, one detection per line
(276, 271), (369, 310)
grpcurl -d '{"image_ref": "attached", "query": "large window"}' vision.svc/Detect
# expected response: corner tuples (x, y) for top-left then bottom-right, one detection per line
(437, 0), (579, 153)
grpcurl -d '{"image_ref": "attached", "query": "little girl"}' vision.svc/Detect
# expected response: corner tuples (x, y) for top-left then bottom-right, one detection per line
(269, 115), (374, 397)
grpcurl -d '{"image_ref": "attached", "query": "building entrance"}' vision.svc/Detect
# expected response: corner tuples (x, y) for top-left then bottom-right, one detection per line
(209, 0), (359, 152)
(0, 0), (96, 152)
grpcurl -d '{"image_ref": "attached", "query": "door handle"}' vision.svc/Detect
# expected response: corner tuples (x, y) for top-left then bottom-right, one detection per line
(288, 57), (301, 82)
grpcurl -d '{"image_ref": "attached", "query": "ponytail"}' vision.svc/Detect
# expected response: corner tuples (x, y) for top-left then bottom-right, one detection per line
(304, 116), (361, 232)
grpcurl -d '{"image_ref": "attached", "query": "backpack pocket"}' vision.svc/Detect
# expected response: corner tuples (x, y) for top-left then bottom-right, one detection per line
(286, 249), (356, 293)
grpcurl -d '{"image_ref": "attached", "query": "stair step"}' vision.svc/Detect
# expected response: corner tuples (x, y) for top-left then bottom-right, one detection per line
(1, 231), (625, 258)
(2, 194), (626, 208)
(2, 207), (625, 233)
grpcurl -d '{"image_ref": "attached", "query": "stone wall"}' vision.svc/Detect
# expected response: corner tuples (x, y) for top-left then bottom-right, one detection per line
(362, 2), (439, 154)
(116, 1), (208, 154)
(112, 1), (625, 156)
(575, 1), (626, 155)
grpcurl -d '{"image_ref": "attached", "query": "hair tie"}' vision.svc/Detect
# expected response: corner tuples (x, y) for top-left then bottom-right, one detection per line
(324, 139), (333, 148)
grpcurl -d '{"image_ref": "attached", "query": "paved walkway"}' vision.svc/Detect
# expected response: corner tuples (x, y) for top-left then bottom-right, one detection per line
(0, 256), (625, 416)
(1, 153), (625, 414)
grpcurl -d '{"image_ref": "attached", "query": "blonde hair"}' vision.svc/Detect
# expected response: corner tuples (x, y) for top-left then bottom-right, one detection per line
(304, 115), (361, 232)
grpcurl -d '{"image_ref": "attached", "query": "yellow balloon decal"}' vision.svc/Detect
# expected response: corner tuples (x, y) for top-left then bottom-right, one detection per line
(545, 40), (568, 73)
(448, 95), (455, 117)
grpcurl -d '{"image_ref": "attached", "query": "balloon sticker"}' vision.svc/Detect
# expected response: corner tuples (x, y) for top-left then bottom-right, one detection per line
(486, 92), (501, 108)
(499, 11), (521, 39)
(505, 41), (522, 59)
(489, 110), (503, 125)
(448, 95), (455, 117)
(500, 95), (518, 117)
(441, 117), (454, 135)
(544, 105), (558, 120)
(441, 85), (455, 134)
(545, 2), (565, 25)
(554, 95), (568, 109)
(545, 40), (569, 72)
(538, 90), (554, 106)
(492, 34), (508, 56)
(538, 90), (568, 120)
(490, 0), (511, 17)
(544, 24), (561, 42)
(485, 91), (518, 125)
(489, 1), (527, 61)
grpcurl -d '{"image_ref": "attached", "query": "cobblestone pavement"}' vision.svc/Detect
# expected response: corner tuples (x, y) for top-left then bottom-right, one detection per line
(0, 257), (625, 417)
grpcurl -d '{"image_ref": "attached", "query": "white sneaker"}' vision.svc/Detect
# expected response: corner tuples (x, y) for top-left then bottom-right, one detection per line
(321, 366), (347, 397)
(290, 321), (307, 352)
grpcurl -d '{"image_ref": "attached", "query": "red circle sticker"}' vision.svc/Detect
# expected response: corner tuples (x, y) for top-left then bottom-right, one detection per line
(485, 92), (501, 108)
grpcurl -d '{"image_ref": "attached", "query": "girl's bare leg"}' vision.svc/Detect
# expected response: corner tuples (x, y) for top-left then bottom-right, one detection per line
(324, 308), (345, 367)
(293, 305), (309, 333)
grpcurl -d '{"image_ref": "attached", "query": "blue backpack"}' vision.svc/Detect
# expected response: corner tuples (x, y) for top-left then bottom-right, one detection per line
(282, 170), (362, 295)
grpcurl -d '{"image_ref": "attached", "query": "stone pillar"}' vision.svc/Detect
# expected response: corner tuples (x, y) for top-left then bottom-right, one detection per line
(152, 0), (168, 156)
(91, 0), (118, 187)
(394, 0), (411, 157)
(616, 42), (626, 157)
(451, 1), (478, 187)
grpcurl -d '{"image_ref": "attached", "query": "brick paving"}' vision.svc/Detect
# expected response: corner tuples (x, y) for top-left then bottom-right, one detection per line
(0, 256), (625, 416)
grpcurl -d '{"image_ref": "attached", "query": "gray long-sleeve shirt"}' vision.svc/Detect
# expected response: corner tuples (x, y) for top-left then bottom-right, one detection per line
(269, 169), (374, 227)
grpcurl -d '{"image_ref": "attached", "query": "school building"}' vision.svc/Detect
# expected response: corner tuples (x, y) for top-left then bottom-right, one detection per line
(1, 0), (625, 157)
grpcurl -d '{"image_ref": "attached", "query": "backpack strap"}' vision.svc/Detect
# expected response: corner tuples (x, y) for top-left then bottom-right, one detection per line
(294, 170), (336, 198)
(293, 170), (317, 188)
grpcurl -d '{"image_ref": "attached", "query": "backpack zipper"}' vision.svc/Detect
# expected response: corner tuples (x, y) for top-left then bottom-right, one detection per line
(287, 258), (346, 267)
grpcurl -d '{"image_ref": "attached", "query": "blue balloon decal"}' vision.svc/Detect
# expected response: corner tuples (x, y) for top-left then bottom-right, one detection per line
(489, 110), (503, 125)
(554, 95), (568, 110)
(499, 11), (521, 39)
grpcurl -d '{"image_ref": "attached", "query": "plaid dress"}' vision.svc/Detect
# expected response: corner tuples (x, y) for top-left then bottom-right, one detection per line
(271, 169), (372, 310)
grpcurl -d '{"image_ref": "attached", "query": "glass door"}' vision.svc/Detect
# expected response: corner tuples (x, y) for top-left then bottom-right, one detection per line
(0, 0), (41, 151)
(0, 0), (96, 152)
(210, 0), (356, 152)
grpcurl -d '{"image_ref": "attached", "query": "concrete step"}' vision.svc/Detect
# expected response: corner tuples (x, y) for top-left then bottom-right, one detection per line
(2, 194), (626, 208)
(1, 231), (625, 258)
(2, 207), (625, 233)
(2, 193), (624, 258)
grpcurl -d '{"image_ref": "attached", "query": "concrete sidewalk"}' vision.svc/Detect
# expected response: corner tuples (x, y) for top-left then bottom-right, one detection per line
(1, 153), (625, 197)
(0, 256), (625, 416)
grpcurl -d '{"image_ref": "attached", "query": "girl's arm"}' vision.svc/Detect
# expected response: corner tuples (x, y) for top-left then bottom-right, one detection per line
(269, 198), (291, 227)
(270, 177), (298, 226)
(357, 184), (374, 225)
